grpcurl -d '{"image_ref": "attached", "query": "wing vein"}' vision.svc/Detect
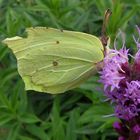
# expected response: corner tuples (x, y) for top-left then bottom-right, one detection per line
(18, 54), (93, 63)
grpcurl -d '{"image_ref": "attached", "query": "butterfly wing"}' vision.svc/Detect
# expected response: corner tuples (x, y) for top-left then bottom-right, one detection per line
(3, 27), (104, 94)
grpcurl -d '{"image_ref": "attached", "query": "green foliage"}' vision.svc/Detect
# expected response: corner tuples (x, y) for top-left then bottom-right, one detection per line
(0, 0), (139, 140)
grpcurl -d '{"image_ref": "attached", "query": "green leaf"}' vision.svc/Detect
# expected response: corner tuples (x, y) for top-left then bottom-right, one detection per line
(7, 123), (21, 140)
(18, 135), (34, 140)
(78, 103), (115, 124)
(26, 124), (49, 140)
(0, 114), (13, 126)
(65, 110), (78, 140)
(19, 113), (40, 124)
(51, 96), (65, 140)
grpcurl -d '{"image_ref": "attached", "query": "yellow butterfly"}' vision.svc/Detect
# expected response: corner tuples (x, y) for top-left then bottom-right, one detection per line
(3, 27), (105, 94)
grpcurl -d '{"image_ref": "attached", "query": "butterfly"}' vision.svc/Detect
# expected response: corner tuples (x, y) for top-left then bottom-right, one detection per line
(2, 27), (107, 94)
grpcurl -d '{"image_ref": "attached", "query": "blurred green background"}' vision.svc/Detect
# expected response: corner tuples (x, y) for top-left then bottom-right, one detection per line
(0, 0), (140, 140)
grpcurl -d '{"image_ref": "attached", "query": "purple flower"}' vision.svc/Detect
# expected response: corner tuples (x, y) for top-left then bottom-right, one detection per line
(100, 48), (129, 92)
(113, 121), (129, 137)
(133, 49), (140, 77)
(113, 122), (122, 130)
(100, 26), (140, 120)
(100, 26), (140, 139)
(118, 136), (126, 140)
(114, 81), (140, 120)
(100, 27), (140, 140)
(135, 49), (140, 62)
(133, 124), (140, 134)
(134, 26), (140, 49)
